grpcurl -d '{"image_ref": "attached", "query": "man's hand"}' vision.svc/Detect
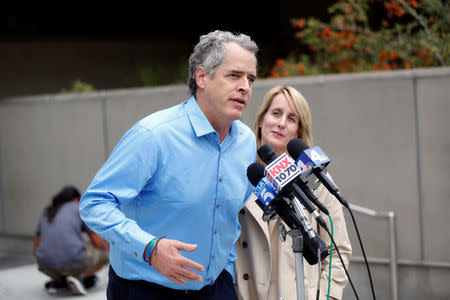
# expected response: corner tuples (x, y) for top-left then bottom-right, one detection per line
(150, 238), (205, 285)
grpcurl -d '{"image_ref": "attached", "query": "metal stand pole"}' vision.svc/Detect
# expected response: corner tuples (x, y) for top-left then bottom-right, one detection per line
(291, 228), (306, 300)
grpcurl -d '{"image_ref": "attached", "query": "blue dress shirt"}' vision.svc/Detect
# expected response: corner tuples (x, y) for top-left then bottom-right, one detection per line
(79, 96), (256, 290)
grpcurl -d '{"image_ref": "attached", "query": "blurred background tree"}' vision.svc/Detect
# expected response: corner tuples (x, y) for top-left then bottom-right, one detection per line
(269, 0), (449, 77)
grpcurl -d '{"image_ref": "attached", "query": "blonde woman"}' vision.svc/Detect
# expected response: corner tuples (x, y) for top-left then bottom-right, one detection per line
(235, 86), (352, 300)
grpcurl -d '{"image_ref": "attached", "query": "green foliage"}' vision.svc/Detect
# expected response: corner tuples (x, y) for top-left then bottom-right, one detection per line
(270, 0), (449, 77)
(60, 79), (95, 93)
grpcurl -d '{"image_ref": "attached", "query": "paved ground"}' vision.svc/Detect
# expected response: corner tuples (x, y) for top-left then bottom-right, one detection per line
(0, 253), (109, 299)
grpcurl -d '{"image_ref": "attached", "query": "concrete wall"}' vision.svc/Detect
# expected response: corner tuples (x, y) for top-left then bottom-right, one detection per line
(1, 67), (449, 299)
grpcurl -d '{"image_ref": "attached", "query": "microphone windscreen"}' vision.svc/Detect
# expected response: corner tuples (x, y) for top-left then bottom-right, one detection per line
(257, 144), (277, 164)
(287, 138), (309, 160)
(246, 162), (266, 187)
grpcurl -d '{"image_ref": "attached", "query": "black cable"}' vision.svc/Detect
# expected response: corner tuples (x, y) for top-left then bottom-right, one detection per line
(309, 173), (377, 299)
(337, 191), (377, 300)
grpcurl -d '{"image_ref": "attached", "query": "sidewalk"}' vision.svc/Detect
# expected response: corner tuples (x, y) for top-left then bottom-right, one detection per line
(0, 254), (108, 299)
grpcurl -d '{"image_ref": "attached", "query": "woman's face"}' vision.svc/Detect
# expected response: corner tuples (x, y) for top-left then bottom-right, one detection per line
(259, 93), (300, 156)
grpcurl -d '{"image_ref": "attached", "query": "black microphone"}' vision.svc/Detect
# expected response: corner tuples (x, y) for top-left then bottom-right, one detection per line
(247, 162), (328, 265)
(257, 144), (329, 231)
(286, 138), (349, 209)
(287, 137), (376, 300)
(275, 140), (331, 215)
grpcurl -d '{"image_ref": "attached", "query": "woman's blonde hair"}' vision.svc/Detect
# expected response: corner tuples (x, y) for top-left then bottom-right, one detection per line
(253, 85), (313, 150)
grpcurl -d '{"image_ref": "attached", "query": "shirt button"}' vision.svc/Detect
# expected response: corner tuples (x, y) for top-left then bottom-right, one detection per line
(212, 255), (215, 259)
(214, 229), (217, 234)
(112, 242), (115, 245)
(133, 252), (137, 257)
(243, 273), (249, 280)
(242, 241), (248, 248)
(207, 277), (212, 282)
(216, 204), (220, 209)
(219, 178), (223, 183)
(239, 209), (245, 215)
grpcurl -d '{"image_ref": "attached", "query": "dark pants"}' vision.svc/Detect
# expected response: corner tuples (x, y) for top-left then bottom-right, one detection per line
(107, 265), (238, 300)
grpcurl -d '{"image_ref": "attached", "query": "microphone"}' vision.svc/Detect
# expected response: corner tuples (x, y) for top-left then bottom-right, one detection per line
(246, 162), (328, 265)
(247, 162), (278, 221)
(266, 140), (330, 215)
(247, 162), (277, 208)
(288, 138), (377, 300)
(257, 145), (329, 230)
(287, 138), (349, 209)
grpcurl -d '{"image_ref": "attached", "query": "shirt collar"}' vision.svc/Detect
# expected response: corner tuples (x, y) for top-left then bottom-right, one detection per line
(186, 96), (239, 139)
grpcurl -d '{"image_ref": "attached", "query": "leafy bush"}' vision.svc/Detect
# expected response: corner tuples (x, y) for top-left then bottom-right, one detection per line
(270, 0), (449, 77)
(60, 79), (95, 93)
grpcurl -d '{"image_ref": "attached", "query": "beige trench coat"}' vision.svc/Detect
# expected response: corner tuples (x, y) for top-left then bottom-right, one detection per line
(235, 179), (352, 300)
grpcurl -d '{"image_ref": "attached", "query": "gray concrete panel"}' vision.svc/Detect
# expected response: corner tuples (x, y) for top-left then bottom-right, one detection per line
(343, 262), (450, 300)
(342, 263), (391, 300)
(416, 76), (450, 262)
(396, 265), (450, 299)
(303, 79), (420, 261)
(0, 96), (104, 235)
(103, 85), (189, 154)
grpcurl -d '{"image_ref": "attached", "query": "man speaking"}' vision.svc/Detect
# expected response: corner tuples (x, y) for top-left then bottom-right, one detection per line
(79, 30), (258, 300)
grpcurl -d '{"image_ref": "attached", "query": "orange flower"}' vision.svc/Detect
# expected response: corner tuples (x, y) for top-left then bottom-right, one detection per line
(270, 69), (280, 78)
(321, 27), (332, 37)
(298, 18), (306, 29)
(331, 44), (339, 53)
(408, 0), (417, 7)
(275, 59), (284, 67)
(292, 18), (307, 30)
(296, 63), (305, 74)
(429, 16), (435, 23)
(395, 8), (405, 18)
(389, 52), (399, 60)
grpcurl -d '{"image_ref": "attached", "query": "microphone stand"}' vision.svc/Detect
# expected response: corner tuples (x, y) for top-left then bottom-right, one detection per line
(268, 195), (323, 300)
(290, 194), (321, 300)
(291, 228), (306, 300)
(279, 224), (306, 300)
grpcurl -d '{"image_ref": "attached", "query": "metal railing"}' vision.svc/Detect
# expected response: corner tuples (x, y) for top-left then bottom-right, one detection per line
(348, 204), (450, 300)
